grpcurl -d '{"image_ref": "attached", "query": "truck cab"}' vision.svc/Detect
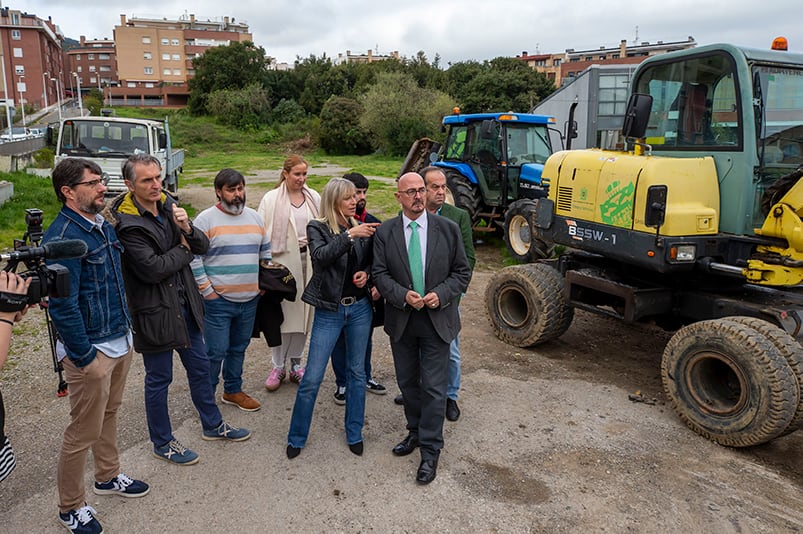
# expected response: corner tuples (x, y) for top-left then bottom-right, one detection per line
(54, 116), (184, 195)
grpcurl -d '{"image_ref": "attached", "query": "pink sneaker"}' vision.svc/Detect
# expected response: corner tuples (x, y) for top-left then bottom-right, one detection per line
(265, 368), (286, 391)
(289, 365), (305, 384)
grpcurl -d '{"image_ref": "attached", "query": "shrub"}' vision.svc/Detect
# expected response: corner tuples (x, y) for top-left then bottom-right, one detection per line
(206, 84), (271, 129)
(319, 96), (372, 155)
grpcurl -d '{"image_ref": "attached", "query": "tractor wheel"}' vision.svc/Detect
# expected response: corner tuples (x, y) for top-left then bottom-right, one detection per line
(721, 316), (803, 436)
(445, 171), (482, 227)
(485, 263), (573, 347)
(661, 319), (798, 447)
(504, 199), (553, 263)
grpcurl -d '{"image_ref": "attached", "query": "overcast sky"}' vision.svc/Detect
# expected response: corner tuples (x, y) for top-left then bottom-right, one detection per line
(17, 0), (801, 65)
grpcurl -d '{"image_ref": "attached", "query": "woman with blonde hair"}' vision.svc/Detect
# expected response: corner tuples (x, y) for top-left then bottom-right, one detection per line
(257, 155), (320, 390)
(286, 178), (379, 458)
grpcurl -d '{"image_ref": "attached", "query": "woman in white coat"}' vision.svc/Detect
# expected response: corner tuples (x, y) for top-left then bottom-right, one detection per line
(257, 155), (321, 390)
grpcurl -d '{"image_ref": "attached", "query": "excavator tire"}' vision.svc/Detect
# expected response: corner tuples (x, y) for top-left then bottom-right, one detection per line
(445, 171), (482, 228)
(662, 319), (798, 447)
(720, 317), (803, 436)
(485, 263), (573, 347)
(504, 199), (553, 263)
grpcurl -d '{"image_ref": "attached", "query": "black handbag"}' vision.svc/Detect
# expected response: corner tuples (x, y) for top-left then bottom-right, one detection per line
(258, 260), (297, 302)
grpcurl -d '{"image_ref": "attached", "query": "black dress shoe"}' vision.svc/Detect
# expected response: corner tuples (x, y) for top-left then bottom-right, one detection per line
(416, 458), (438, 484)
(394, 394), (404, 406)
(392, 433), (419, 456)
(349, 441), (364, 456)
(446, 398), (461, 422)
(286, 445), (301, 459)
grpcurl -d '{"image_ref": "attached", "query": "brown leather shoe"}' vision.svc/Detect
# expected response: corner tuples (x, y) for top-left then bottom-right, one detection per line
(221, 391), (261, 412)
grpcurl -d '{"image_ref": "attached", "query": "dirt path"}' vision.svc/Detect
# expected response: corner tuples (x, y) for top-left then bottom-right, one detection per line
(0, 217), (801, 532)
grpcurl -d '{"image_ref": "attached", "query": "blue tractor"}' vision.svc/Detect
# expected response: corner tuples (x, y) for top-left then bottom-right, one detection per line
(399, 111), (558, 261)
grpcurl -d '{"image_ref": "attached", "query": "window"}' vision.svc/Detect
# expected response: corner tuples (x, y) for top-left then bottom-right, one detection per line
(90, 76), (97, 84)
(127, 82), (137, 88)
(89, 65), (96, 72)
(77, 66), (82, 73)
(143, 52), (152, 60)
(636, 52), (740, 150)
(14, 65), (24, 75)
(553, 59), (561, 67)
(11, 13), (20, 25)
(171, 54), (180, 61)
(598, 74), (630, 116)
(144, 67), (153, 75)
(162, 53), (170, 61)
(142, 36), (151, 44)
(163, 68), (171, 75)
(161, 38), (169, 45)
(99, 54), (110, 60)
(11, 30), (21, 40)
(100, 65), (111, 72)
(171, 38), (180, 46)
(76, 54), (81, 61)
(172, 68), (181, 75)
(12, 48), (22, 58)
(88, 54), (95, 60)
(145, 83), (155, 88)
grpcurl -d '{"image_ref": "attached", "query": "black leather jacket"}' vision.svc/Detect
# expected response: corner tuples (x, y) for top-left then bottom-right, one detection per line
(302, 220), (373, 312)
(106, 192), (209, 353)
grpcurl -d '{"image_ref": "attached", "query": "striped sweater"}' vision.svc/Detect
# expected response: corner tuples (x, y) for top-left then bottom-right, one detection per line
(191, 205), (271, 302)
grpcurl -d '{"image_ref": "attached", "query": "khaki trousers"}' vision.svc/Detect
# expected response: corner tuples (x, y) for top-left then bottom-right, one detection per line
(57, 349), (132, 512)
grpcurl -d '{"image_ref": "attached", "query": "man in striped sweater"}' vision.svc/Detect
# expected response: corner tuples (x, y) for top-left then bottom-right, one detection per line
(191, 169), (271, 412)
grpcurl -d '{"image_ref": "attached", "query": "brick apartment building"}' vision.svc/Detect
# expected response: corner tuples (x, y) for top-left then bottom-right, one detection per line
(518, 37), (697, 87)
(0, 6), (64, 120)
(111, 13), (252, 107)
(64, 37), (116, 102)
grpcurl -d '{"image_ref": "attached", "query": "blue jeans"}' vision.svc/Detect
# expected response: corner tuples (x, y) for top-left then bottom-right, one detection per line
(288, 297), (372, 448)
(142, 307), (222, 447)
(331, 332), (374, 387)
(447, 307), (461, 400)
(204, 295), (259, 394)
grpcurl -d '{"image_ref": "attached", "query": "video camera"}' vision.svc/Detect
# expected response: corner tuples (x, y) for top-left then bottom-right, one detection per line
(1, 208), (87, 397)
(1, 209), (85, 305)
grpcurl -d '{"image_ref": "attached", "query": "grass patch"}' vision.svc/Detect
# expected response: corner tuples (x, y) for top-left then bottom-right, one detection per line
(0, 171), (62, 249)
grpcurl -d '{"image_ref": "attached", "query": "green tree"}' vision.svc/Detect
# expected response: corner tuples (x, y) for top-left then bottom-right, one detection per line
(205, 83), (271, 129)
(319, 96), (372, 155)
(188, 41), (269, 115)
(360, 72), (455, 156)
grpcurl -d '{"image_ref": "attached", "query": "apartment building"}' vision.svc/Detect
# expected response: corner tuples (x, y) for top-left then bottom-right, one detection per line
(112, 13), (252, 107)
(0, 6), (64, 117)
(518, 37), (697, 87)
(65, 37), (116, 101)
(334, 49), (400, 65)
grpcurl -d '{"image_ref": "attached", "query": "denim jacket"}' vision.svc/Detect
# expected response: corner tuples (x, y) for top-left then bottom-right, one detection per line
(43, 205), (131, 367)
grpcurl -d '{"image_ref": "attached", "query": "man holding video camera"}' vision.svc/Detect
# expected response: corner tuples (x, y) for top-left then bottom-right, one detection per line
(43, 158), (149, 534)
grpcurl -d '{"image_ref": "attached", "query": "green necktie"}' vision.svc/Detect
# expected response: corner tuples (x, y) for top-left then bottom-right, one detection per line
(408, 221), (425, 296)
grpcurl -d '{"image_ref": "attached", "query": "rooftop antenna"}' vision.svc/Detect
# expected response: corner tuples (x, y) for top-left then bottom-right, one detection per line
(633, 25), (639, 44)
(535, 42), (540, 54)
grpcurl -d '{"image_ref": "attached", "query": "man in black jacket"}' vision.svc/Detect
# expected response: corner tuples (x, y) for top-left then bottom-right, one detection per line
(108, 154), (251, 466)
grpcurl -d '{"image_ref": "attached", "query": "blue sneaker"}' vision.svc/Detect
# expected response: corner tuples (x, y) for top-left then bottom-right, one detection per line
(202, 421), (251, 441)
(58, 504), (103, 534)
(93, 472), (150, 498)
(153, 439), (199, 465)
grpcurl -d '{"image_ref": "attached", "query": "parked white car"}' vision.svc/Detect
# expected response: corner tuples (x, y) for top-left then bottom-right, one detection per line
(0, 127), (35, 142)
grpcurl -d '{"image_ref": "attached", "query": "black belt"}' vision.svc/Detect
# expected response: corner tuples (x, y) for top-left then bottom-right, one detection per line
(299, 246), (307, 253)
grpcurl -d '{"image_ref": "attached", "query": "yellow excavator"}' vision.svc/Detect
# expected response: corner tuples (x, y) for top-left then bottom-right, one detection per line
(486, 41), (803, 447)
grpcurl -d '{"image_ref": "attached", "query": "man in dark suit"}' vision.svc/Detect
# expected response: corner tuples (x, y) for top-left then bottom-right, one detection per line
(373, 172), (471, 484)
(422, 166), (475, 422)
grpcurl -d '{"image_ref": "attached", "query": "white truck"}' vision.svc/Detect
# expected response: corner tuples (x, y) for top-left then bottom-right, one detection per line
(53, 116), (184, 194)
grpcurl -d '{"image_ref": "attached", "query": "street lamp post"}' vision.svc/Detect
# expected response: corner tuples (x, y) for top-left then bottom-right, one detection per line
(51, 77), (62, 121)
(73, 73), (83, 116)
(0, 52), (12, 138)
(42, 72), (49, 109)
(17, 75), (26, 127)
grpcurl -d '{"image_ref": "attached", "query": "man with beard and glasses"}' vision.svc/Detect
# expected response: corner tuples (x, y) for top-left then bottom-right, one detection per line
(44, 158), (149, 534)
(190, 169), (271, 412)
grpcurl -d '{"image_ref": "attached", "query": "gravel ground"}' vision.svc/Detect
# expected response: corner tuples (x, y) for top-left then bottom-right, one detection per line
(0, 179), (801, 533)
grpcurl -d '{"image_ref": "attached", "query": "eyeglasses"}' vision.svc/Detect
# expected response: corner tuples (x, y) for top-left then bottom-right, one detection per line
(74, 176), (109, 188)
(400, 187), (426, 198)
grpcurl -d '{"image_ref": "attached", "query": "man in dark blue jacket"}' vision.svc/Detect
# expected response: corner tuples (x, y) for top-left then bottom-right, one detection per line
(44, 158), (149, 534)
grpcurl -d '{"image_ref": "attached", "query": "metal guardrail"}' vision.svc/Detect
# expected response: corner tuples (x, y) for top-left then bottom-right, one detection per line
(0, 136), (46, 156)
